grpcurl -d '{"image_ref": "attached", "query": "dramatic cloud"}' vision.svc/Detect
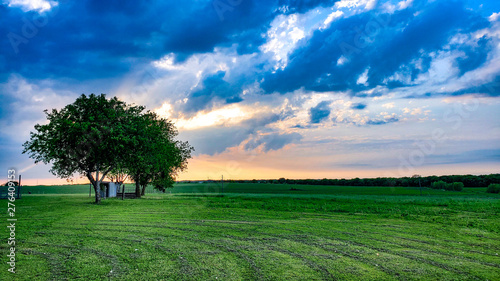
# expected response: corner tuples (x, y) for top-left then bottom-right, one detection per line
(1, 0), (499, 183)
(261, 1), (492, 96)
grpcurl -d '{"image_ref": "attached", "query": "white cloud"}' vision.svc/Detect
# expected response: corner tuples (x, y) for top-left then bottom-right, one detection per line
(153, 51), (232, 74)
(397, 0), (413, 10)
(322, 10), (343, 29)
(382, 102), (395, 109)
(489, 12), (500, 22)
(401, 106), (430, 117)
(261, 14), (306, 70)
(356, 68), (369, 85)
(383, 0), (413, 13)
(410, 108), (422, 115)
(442, 95), (500, 105)
(4, 0), (57, 12)
(335, 0), (377, 10)
(0, 75), (76, 140)
(158, 104), (256, 130)
(153, 53), (179, 71)
(382, 22), (500, 100)
(337, 55), (348, 66)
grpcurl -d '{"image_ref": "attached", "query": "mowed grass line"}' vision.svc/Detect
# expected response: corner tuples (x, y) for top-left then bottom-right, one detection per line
(0, 187), (499, 280)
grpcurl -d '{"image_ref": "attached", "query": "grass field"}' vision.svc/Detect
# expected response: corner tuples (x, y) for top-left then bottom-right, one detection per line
(1, 183), (499, 280)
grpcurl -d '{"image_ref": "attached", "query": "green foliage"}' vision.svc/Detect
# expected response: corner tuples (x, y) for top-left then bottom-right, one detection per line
(257, 174), (499, 187)
(22, 94), (193, 203)
(431, 181), (447, 190)
(23, 94), (137, 178)
(487, 184), (500, 194)
(445, 183), (454, 191)
(122, 111), (194, 196)
(22, 94), (144, 203)
(430, 181), (463, 191)
(452, 182), (464, 191)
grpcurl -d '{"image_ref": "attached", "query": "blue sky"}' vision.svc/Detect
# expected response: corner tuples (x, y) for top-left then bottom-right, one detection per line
(1, 0), (499, 184)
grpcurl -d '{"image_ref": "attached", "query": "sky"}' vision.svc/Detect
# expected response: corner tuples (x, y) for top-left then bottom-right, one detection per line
(1, 0), (500, 185)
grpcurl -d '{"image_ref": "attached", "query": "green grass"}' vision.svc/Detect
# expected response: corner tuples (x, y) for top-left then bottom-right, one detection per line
(1, 183), (499, 280)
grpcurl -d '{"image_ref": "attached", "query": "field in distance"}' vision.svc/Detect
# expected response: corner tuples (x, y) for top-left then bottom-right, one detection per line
(1, 183), (499, 280)
(19, 182), (496, 197)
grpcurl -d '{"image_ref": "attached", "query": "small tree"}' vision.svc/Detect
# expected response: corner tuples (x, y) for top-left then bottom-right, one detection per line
(431, 181), (446, 190)
(452, 182), (464, 191)
(486, 184), (500, 194)
(122, 111), (193, 198)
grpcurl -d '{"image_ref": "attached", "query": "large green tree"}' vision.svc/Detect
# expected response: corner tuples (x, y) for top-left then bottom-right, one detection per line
(23, 94), (192, 203)
(23, 94), (142, 203)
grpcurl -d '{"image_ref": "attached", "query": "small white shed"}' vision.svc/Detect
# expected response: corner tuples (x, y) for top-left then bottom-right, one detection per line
(100, 181), (120, 198)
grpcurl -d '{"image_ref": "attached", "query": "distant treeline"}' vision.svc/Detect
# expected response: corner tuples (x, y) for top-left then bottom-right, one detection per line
(182, 174), (500, 188)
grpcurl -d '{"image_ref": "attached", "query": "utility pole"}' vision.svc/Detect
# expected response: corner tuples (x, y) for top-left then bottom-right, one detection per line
(221, 175), (224, 194)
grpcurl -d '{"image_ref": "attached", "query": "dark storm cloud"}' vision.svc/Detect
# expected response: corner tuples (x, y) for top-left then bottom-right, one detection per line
(1, 0), (498, 116)
(261, 0), (491, 95)
(309, 100), (331, 123)
(0, 0), (335, 82)
(1, 2), (165, 80)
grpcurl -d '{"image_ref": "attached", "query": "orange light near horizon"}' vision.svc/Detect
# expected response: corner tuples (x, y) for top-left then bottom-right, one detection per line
(155, 103), (259, 130)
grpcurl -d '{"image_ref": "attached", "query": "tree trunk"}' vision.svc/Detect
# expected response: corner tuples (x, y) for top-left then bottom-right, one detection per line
(86, 171), (101, 204)
(135, 181), (141, 198)
(141, 184), (147, 196)
(96, 179), (102, 202)
(96, 168), (102, 203)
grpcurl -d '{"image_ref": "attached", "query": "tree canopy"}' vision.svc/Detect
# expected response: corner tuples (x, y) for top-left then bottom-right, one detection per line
(117, 111), (193, 198)
(23, 94), (193, 203)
